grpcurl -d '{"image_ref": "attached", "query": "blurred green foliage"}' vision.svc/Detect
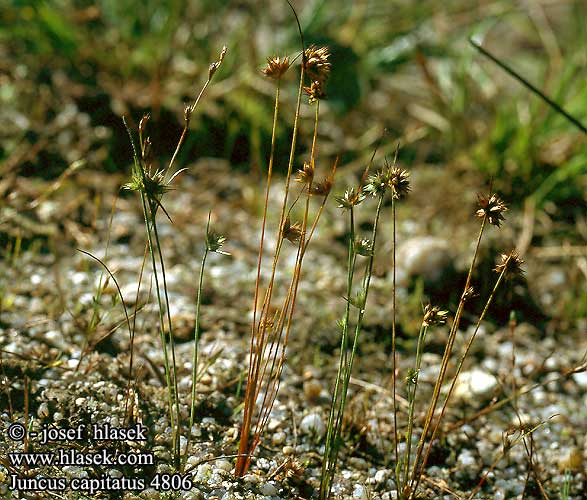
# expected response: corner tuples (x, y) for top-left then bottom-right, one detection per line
(1, 0), (585, 219)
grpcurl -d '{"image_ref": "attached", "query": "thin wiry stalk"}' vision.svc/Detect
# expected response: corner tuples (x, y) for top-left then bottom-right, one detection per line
(390, 193), (399, 474)
(320, 205), (356, 500)
(166, 46), (227, 177)
(189, 224), (210, 430)
(123, 117), (179, 461)
(412, 254), (512, 495)
(149, 201), (182, 460)
(253, 100), (321, 440)
(408, 217), (487, 498)
(322, 193), (385, 500)
(235, 49), (306, 477)
(402, 321), (428, 490)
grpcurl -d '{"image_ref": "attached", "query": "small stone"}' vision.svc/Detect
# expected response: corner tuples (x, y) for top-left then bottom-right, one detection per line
(243, 474), (260, 484)
(282, 445), (295, 456)
(572, 371), (587, 389)
(259, 482), (278, 496)
(353, 484), (368, 500)
(457, 449), (477, 468)
(300, 413), (325, 438)
(452, 368), (497, 403)
(75, 397), (86, 406)
(272, 431), (286, 446)
(215, 460), (232, 472)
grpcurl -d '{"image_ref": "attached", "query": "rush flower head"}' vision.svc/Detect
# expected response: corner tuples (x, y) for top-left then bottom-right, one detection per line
(310, 176), (334, 196)
(354, 237), (373, 257)
(206, 230), (230, 255)
(336, 187), (366, 210)
(422, 304), (449, 327)
(282, 217), (303, 243)
(494, 250), (524, 281)
(296, 161), (314, 184)
(388, 166), (411, 200)
(363, 169), (389, 197)
(303, 45), (331, 82)
(303, 80), (326, 103)
(476, 193), (508, 227)
(462, 286), (476, 302)
(262, 55), (290, 80)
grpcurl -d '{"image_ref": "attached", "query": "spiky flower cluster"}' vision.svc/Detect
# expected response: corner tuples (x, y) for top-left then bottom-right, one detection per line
(123, 167), (171, 199)
(494, 250), (524, 281)
(422, 305), (449, 327)
(354, 238), (373, 257)
(296, 161), (314, 184)
(303, 45), (331, 104)
(476, 193), (508, 227)
(282, 217), (303, 243)
(206, 229), (230, 255)
(336, 187), (366, 210)
(310, 177), (334, 196)
(388, 166), (411, 200)
(363, 164), (411, 199)
(304, 81), (327, 103)
(303, 45), (331, 82)
(262, 55), (290, 80)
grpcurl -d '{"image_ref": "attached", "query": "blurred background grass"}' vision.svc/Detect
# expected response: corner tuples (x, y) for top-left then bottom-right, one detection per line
(1, 0), (586, 249)
(1, 0), (585, 203)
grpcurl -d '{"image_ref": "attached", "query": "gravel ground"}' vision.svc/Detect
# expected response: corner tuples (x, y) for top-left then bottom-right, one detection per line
(1, 161), (586, 499)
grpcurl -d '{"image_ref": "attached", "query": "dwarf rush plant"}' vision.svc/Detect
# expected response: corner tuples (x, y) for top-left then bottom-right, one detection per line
(320, 150), (405, 499)
(235, 35), (336, 476)
(122, 46), (226, 467)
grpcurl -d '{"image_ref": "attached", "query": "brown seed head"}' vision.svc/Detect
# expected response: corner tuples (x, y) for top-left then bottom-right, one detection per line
(262, 55), (290, 80)
(303, 45), (331, 82)
(494, 250), (525, 281)
(388, 166), (411, 200)
(282, 217), (302, 243)
(476, 193), (508, 227)
(303, 80), (326, 103)
(423, 305), (449, 327)
(310, 176), (334, 196)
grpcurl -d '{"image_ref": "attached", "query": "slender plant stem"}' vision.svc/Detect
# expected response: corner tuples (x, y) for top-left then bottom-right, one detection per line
(235, 58), (306, 477)
(320, 206), (356, 500)
(413, 262), (509, 494)
(409, 217), (486, 497)
(403, 322), (428, 489)
(391, 195), (400, 474)
(149, 202), (182, 462)
(189, 246), (208, 429)
(325, 193), (385, 500)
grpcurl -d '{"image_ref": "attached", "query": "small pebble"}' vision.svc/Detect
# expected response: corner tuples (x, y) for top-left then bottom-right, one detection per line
(300, 413), (325, 438)
(259, 482), (278, 496)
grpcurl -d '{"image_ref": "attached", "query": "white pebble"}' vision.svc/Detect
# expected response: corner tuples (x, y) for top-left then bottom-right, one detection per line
(300, 413), (325, 437)
(353, 484), (368, 500)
